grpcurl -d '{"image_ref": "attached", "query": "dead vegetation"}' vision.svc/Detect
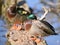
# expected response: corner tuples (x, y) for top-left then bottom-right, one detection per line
(6, 30), (47, 45)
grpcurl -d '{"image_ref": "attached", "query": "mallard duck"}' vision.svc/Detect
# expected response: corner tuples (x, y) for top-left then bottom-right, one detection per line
(28, 20), (57, 37)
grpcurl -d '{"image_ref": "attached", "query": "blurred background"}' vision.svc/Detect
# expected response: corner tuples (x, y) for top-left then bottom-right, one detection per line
(0, 0), (60, 45)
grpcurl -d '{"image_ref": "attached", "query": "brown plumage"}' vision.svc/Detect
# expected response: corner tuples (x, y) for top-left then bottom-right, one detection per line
(28, 20), (57, 37)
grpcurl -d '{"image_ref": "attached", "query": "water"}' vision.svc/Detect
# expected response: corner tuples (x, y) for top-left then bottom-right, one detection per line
(0, 19), (7, 45)
(44, 34), (60, 45)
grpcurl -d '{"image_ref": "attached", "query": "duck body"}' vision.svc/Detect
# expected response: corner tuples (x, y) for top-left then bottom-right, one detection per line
(28, 20), (57, 37)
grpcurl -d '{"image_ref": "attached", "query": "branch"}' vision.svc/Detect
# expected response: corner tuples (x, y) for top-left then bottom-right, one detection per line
(41, 0), (60, 7)
(40, 0), (54, 7)
(38, 7), (48, 20)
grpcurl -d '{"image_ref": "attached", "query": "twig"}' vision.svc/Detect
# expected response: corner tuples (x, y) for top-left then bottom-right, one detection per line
(41, 0), (60, 7)
(39, 7), (48, 20)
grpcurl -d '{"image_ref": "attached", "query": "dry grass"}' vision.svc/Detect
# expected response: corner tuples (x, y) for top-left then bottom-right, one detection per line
(6, 30), (47, 45)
